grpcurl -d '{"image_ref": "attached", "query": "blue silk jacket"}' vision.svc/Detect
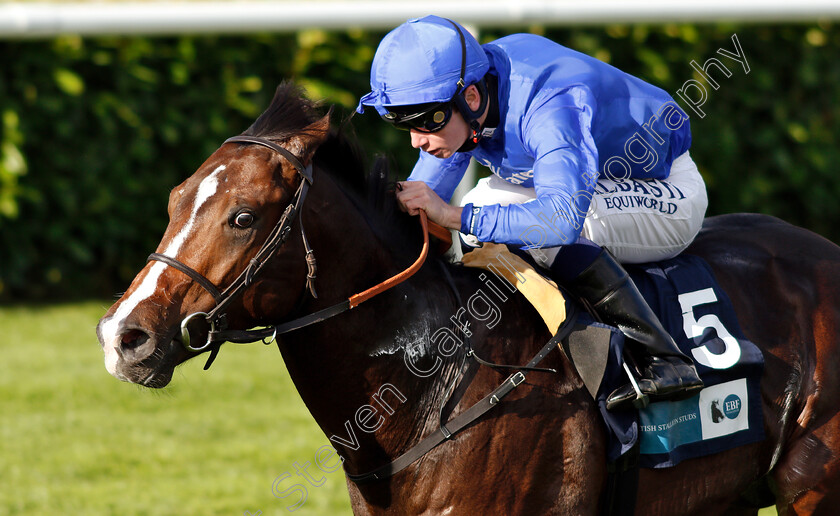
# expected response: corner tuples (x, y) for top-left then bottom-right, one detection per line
(407, 34), (692, 247)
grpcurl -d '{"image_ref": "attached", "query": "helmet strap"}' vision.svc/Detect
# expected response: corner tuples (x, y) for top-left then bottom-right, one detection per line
(456, 120), (483, 153)
(454, 78), (489, 152)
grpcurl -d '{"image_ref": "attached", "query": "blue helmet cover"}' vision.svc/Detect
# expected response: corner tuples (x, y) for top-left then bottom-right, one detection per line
(357, 15), (489, 115)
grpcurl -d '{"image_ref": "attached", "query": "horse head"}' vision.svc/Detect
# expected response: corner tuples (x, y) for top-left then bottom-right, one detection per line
(97, 84), (330, 387)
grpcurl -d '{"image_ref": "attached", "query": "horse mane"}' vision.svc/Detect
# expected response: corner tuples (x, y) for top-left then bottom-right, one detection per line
(243, 82), (424, 255)
(242, 81), (324, 143)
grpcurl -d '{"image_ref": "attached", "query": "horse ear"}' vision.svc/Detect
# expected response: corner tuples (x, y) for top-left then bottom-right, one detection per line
(289, 112), (331, 164)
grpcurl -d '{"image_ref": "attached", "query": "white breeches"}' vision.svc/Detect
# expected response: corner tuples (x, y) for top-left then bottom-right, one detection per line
(459, 151), (708, 266)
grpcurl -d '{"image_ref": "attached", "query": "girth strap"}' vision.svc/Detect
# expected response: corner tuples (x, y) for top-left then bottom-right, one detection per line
(345, 301), (579, 484)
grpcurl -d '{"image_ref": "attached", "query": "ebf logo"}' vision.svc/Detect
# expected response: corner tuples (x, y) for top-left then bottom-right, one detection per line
(723, 394), (742, 419)
(710, 394), (742, 423)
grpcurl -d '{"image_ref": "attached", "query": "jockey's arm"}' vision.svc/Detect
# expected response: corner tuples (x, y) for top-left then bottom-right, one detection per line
(462, 91), (600, 249)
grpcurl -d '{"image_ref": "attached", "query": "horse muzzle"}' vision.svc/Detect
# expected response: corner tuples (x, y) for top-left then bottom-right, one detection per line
(97, 314), (185, 387)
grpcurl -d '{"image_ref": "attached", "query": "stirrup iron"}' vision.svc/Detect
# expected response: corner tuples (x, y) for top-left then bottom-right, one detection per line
(621, 360), (649, 409)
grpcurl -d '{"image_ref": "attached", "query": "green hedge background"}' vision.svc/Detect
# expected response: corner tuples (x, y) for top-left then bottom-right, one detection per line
(1, 22), (838, 302)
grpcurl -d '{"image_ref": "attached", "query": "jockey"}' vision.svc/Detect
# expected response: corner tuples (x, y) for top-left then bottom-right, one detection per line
(357, 15), (706, 411)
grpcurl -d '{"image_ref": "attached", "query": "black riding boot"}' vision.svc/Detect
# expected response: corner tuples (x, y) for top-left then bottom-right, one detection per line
(567, 249), (704, 411)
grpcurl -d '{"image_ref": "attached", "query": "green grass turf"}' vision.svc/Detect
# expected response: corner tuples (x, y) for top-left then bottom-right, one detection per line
(0, 301), (352, 516)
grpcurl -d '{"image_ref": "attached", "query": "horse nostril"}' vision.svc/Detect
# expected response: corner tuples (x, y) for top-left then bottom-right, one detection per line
(114, 326), (156, 364)
(121, 329), (150, 351)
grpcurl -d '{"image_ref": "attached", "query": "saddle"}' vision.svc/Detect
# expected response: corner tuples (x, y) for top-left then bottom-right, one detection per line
(460, 243), (765, 469)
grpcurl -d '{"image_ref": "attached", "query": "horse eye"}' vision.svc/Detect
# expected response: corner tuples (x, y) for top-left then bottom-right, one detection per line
(233, 211), (255, 228)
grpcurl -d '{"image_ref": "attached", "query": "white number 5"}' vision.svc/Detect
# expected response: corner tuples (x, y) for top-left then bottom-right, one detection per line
(678, 288), (741, 369)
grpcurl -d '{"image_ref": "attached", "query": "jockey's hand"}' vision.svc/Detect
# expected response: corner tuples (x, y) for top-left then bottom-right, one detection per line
(396, 181), (462, 230)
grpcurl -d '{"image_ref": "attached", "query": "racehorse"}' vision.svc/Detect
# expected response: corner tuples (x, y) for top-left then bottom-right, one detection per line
(97, 83), (840, 515)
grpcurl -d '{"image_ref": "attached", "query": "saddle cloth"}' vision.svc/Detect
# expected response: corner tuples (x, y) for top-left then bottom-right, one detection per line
(462, 245), (765, 468)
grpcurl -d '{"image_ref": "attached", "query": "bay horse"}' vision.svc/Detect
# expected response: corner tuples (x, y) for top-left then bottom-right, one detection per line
(97, 83), (840, 515)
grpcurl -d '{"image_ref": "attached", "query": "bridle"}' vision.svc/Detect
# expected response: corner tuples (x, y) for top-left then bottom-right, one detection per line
(147, 135), (315, 368)
(148, 134), (436, 369)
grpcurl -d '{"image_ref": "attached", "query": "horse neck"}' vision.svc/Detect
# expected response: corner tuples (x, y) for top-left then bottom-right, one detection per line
(274, 171), (468, 470)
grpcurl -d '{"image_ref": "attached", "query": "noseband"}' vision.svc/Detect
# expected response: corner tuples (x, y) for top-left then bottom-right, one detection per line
(148, 135), (316, 367)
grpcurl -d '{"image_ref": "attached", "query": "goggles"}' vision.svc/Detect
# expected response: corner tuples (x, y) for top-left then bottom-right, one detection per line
(381, 101), (454, 133)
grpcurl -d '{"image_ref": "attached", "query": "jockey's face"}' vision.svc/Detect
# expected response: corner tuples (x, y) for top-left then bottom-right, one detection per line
(407, 84), (485, 160)
(409, 109), (469, 159)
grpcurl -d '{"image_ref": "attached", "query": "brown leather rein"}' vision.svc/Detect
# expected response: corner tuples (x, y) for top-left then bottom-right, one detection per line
(148, 135), (449, 369)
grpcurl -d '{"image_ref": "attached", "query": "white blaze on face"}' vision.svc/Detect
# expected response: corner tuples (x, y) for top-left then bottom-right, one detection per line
(102, 165), (225, 377)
